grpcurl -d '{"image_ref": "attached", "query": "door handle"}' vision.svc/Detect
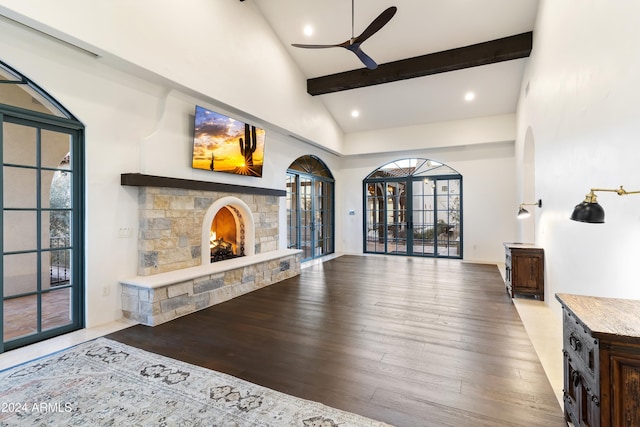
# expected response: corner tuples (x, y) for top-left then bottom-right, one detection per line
(569, 333), (582, 352)
(572, 371), (581, 387)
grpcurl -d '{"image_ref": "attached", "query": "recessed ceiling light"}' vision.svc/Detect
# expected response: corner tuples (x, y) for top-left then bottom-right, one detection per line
(351, 110), (360, 118)
(303, 25), (313, 37)
(464, 91), (475, 101)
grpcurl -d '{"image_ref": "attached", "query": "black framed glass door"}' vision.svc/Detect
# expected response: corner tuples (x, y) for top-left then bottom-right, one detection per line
(286, 155), (334, 262)
(1, 59), (84, 353)
(386, 181), (408, 255)
(411, 177), (461, 257)
(2, 112), (84, 352)
(364, 159), (462, 259)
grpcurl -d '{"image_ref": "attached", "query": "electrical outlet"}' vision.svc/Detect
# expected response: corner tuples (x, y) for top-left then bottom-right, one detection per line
(118, 227), (132, 238)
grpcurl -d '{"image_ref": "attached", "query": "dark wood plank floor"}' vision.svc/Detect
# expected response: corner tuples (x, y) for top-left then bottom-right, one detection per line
(107, 255), (565, 427)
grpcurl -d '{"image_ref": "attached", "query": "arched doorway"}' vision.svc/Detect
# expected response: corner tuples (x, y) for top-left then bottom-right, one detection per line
(0, 60), (84, 352)
(363, 158), (462, 258)
(286, 155), (335, 261)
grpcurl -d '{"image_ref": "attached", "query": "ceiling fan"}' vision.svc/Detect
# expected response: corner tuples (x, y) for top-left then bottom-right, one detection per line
(292, 1), (397, 70)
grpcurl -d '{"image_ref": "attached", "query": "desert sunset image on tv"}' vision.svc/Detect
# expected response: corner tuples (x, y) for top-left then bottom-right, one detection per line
(192, 106), (265, 177)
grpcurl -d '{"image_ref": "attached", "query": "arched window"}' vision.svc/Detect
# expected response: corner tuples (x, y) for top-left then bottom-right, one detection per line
(0, 60), (84, 352)
(286, 155), (334, 261)
(363, 158), (462, 258)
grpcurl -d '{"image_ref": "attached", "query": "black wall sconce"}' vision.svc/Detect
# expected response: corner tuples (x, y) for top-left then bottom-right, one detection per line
(517, 199), (542, 219)
(570, 186), (640, 223)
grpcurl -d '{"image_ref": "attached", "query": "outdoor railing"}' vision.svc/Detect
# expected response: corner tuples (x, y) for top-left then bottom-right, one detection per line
(50, 237), (70, 286)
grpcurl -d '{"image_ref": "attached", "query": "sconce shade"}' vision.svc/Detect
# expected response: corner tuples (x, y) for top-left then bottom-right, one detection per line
(516, 199), (541, 219)
(570, 201), (605, 223)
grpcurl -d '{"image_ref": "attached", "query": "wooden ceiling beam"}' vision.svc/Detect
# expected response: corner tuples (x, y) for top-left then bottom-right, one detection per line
(306, 32), (533, 96)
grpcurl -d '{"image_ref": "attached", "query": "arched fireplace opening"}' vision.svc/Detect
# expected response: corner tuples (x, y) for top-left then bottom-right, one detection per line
(201, 196), (255, 265)
(210, 206), (243, 262)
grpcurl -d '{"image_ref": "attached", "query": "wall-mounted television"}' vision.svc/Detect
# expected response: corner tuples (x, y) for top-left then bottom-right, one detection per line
(192, 105), (265, 177)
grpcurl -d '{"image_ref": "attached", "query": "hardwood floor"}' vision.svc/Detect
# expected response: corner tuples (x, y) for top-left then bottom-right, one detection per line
(106, 255), (565, 427)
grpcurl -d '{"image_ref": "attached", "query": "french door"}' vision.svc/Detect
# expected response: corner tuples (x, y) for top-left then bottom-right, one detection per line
(286, 155), (335, 262)
(1, 107), (84, 352)
(364, 176), (462, 258)
(287, 174), (334, 261)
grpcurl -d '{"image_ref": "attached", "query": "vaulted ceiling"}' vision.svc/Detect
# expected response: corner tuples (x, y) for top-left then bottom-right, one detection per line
(253, 0), (538, 134)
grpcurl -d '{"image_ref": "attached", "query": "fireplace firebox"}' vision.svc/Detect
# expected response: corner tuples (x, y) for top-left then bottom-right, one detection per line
(209, 205), (245, 262)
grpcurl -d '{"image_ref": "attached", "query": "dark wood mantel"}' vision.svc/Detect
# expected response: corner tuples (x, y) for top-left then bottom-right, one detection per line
(121, 173), (286, 197)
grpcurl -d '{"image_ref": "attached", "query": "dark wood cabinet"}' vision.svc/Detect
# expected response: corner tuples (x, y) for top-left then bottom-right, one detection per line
(503, 242), (544, 300)
(556, 293), (640, 427)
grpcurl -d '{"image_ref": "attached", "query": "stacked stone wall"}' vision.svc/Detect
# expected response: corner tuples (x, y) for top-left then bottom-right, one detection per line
(137, 187), (279, 276)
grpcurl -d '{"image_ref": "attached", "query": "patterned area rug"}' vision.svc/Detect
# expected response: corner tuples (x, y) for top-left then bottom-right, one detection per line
(0, 338), (392, 426)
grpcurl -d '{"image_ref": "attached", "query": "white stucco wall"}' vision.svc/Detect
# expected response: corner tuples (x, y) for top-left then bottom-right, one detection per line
(4, 0), (638, 340)
(0, 0), (343, 153)
(344, 114), (516, 156)
(516, 1), (640, 314)
(0, 2), (518, 331)
(0, 15), (341, 328)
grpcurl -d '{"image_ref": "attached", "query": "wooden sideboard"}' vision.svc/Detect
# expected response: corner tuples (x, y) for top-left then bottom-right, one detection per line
(556, 293), (640, 427)
(503, 242), (544, 300)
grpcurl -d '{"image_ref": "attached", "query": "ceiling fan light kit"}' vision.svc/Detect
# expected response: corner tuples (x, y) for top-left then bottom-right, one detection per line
(292, 1), (397, 70)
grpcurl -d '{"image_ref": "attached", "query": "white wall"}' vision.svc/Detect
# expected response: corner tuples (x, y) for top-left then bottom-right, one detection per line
(8, 0), (639, 335)
(0, 1), (520, 332)
(516, 1), (640, 313)
(0, 0), (343, 154)
(0, 9), (342, 328)
(344, 114), (516, 155)
(0, 20), (160, 326)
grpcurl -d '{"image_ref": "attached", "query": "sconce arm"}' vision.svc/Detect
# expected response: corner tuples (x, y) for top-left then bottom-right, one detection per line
(584, 186), (640, 202)
(519, 199), (542, 208)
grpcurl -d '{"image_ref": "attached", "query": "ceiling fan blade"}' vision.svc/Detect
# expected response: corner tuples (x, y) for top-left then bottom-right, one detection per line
(351, 47), (378, 70)
(291, 5), (397, 70)
(292, 43), (343, 49)
(353, 6), (397, 45)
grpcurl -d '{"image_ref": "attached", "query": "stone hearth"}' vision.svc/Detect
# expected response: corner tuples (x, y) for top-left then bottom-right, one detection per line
(120, 249), (300, 326)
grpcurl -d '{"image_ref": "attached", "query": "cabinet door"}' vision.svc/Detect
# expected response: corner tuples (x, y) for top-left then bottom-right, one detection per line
(512, 251), (542, 291)
(610, 354), (640, 426)
(565, 353), (600, 426)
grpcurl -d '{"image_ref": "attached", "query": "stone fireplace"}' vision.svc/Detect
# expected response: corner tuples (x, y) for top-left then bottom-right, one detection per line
(136, 190), (264, 275)
(119, 174), (301, 326)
